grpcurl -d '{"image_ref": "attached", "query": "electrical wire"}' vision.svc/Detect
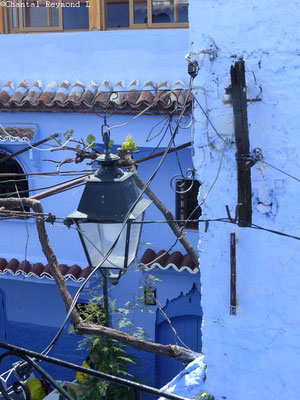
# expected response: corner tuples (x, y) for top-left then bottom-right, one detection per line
(260, 160), (300, 183)
(106, 88), (189, 134)
(0, 211), (299, 242)
(0, 174), (90, 198)
(146, 115), (170, 143)
(145, 118), (171, 158)
(194, 97), (226, 143)
(40, 76), (195, 358)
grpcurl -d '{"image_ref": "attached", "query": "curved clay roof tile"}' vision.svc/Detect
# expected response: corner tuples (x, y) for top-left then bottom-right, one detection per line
(166, 251), (184, 267)
(67, 81), (85, 104)
(79, 267), (93, 280)
(182, 254), (197, 270)
(140, 249), (199, 273)
(82, 81), (98, 106)
(23, 81), (43, 105)
(42, 264), (52, 276)
(0, 258), (8, 271)
(154, 250), (170, 267)
(0, 257), (90, 281)
(38, 81), (58, 105)
(94, 81), (112, 105)
(53, 81), (70, 104)
(0, 81), (14, 104)
(67, 264), (82, 279)
(58, 264), (69, 276)
(11, 80), (30, 104)
(32, 262), (45, 277)
(7, 258), (20, 273)
(140, 248), (156, 265)
(18, 260), (32, 274)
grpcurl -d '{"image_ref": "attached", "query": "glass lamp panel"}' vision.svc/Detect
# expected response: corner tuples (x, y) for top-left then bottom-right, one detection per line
(127, 214), (143, 265)
(78, 222), (127, 269)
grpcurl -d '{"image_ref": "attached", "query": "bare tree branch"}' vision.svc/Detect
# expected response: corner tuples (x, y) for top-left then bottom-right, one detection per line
(118, 151), (199, 266)
(0, 198), (198, 364)
(134, 174), (199, 266)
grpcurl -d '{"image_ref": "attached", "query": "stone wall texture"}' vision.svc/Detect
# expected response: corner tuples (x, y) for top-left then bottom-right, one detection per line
(189, 1), (300, 399)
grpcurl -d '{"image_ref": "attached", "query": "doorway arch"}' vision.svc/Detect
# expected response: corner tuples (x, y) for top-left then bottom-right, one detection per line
(155, 284), (202, 388)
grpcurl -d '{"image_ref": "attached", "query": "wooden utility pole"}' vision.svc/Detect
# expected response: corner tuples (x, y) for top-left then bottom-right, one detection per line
(230, 59), (252, 226)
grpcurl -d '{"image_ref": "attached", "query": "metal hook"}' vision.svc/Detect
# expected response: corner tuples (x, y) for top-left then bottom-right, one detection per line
(101, 123), (110, 153)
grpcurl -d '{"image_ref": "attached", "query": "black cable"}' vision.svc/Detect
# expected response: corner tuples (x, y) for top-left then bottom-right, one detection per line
(41, 76), (195, 357)
(0, 175), (89, 198)
(145, 118), (171, 158)
(260, 160), (300, 183)
(194, 97), (226, 143)
(146, 115), (169, 143)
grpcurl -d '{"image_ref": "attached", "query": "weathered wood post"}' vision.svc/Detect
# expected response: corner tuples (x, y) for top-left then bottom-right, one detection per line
(230, 59), (252, 226)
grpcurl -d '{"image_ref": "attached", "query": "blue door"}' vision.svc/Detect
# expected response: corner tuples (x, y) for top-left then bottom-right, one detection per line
(0, 288), (9, 374)
(155, 284), (202, 388)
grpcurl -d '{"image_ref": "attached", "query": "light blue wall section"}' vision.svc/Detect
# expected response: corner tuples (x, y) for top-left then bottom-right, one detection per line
(0, 30), (189, 84)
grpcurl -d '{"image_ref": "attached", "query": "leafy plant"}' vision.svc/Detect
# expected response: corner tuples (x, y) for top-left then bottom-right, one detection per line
(78, 298), (135, 400)
(76, 271), (160, 399)
(121, 134), (138, 151)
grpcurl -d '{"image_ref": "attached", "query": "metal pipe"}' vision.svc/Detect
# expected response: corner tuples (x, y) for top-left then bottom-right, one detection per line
(0, 343), (192, 400)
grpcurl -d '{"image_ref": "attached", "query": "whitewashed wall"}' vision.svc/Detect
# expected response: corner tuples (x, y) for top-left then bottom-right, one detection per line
(189, 1), (300, 399)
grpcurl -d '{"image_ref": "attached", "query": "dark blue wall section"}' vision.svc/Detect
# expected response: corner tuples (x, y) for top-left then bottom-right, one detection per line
(7, 321), (88, 382)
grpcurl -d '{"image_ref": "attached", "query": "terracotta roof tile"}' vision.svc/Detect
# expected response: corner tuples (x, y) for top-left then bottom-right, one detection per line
(0, 257), (91, 282)
(23, 81), (43, 105)
(54, 81), (70, 104)
(140, 249), (199, 274)
(0, 79), (191, 115)
(38, 81), (58, 105)
(0, 81), (14, 104)
(10, 80), (30, 104)
(0, 125), (36, 142)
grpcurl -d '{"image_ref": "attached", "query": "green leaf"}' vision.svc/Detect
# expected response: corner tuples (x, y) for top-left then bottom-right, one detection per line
(86, 134), (96, 147)
(121, 134), (138, 151)
(69, 387), (77, 400)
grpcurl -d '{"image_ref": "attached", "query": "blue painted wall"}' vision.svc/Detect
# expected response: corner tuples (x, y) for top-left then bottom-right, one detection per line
(0, 27), (199, 392)
(0, 113), (197, 267)
(0, 30), (189, 83)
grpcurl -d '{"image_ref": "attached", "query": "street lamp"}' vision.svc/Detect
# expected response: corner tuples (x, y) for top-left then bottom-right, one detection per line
(67, 128), (151, 282)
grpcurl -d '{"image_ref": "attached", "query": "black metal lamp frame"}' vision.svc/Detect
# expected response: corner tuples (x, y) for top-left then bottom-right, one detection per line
(66, 126), (151, 273)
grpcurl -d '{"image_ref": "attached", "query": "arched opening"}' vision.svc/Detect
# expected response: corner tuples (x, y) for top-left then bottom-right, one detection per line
(155, 284), (202, 388)
(0, 151), (29, 211)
